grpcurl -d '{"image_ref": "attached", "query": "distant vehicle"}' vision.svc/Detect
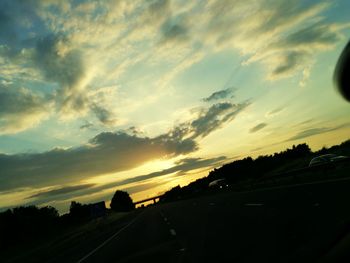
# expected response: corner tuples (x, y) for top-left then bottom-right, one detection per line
(309, 154), (349, 167)
(208, 178), (229, 189)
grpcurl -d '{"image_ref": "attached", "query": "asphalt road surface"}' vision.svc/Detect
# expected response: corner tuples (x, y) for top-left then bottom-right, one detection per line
(74, 178), (350, 263)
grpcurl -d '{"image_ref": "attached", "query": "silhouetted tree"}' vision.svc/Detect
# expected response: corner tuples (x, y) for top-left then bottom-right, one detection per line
(69, 201), (90, 221)
(110, 190), (134, 212)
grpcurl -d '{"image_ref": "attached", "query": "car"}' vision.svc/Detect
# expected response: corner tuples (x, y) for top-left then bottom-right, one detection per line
(309, 154), (349, 167)
(208, 178), (229, 189)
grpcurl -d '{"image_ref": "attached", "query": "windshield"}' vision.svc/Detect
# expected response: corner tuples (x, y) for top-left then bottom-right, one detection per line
(0, 1), (350, 263)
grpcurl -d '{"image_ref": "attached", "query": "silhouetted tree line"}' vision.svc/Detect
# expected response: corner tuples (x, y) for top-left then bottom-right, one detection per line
(0, 205), (59, 249)
(0, 190), (134, 250)
(160, 140), (350, 203)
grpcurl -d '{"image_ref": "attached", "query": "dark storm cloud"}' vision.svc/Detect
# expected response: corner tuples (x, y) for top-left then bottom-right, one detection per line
(249, 123), (268, 133)
(28, 183), (95, 199)
(203, 88), (234, 102)
(286, 123), (350, 141)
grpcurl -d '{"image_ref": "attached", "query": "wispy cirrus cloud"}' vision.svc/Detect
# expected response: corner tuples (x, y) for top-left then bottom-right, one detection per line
(286, 123), (350, 141)
(117, 156), (227, 185)
(266, 107), (285, 118)
(28, 183), (96, 199)
(249, 123), (268, 133)
(203, 0), (348, 82)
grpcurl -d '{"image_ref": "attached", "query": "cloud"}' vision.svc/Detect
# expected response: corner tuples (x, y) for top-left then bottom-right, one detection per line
(160, 16), (189, 44)
(190, 102), (250, 138)
(117, 156), (227, 185)
(266, 107), (285, 118)
(0, 95), (249, 193)
(271, 51), (308, 77)
(32, 34), (117, 125)
(155, 100), (250, 142)
(80, 121), (94, 130)
(33, 34), (88, 112)
(23, 155), (226, 207)
(203, 88), (234, 102)
(22, 181), (162, 210)
(2, 0), (344, 136)
(286, 123), (350, 141)
(0, 85), (51, 134)
(90, 104), (117, 126)
(204, 1), (348, 81)
(146, 0), (171, 25)
(0, 0), (44, 55)
(28, 183), (95, 199)
(0, 130), (197, 192)
(249, 123), (268, 133)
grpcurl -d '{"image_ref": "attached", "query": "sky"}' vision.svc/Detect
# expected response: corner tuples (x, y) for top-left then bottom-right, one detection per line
(1, 0), (350, 213)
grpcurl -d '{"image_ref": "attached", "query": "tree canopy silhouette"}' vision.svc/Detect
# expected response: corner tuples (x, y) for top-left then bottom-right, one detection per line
(110, 190), (135, 212)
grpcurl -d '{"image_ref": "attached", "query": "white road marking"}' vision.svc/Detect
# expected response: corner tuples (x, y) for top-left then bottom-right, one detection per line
(245, 203), (264, 206)
(179, 248), (186, 252)
(76, 211), (144, 263)
(170, 229), (177, 236)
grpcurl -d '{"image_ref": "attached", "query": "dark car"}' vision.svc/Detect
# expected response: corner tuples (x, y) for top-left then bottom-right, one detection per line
(309, 154), (349, 167)
(208, 178), (229, 189)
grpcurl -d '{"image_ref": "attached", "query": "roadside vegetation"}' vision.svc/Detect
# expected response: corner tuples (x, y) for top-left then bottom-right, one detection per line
(0, 190), (134, 260)
(160, 139), (350, 203)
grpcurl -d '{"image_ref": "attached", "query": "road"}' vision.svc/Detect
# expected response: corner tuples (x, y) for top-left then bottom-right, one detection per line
(74, 178), (350, 263)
